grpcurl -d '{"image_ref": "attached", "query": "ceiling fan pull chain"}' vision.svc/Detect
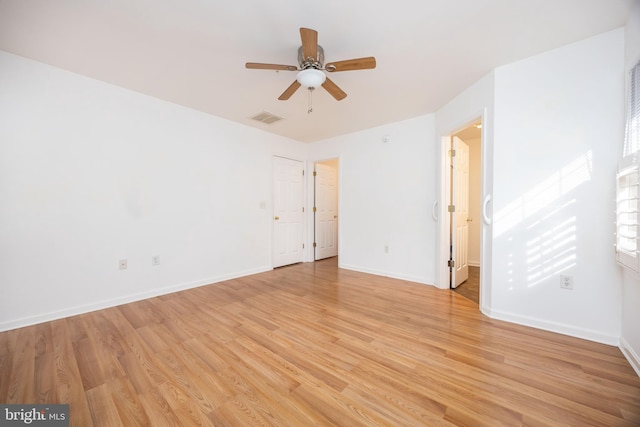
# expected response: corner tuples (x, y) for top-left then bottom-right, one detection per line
(308, 87), (314, 114)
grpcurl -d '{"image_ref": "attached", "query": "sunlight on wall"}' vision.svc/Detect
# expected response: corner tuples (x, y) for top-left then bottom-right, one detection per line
(525, 209), (576, 287)
(496, 150), (593, 289)
(495, 151), (593, 238)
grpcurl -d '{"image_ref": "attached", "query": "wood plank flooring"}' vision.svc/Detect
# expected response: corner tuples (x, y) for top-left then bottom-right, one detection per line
(453, 266), (479, 304)
(1, 258), (639, 426)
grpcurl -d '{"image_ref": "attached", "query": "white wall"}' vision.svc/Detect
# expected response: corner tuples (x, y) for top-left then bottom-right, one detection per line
(309, 115), (438, 285)
(0, 51), (306, 331)
(621, 1), (640, 375)
(491, 29), (625, 344)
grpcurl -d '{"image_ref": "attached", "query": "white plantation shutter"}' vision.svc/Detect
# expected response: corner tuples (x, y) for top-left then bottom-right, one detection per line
(624, 61), (640, 156)
(616, 161), (640, 271)
(617, 61), (640, 271)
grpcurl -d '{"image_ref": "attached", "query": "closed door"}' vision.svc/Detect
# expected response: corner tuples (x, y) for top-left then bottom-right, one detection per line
(453, 136), (469, 287)
(314, 161), (338, 260)
(273, 156), (304, 268)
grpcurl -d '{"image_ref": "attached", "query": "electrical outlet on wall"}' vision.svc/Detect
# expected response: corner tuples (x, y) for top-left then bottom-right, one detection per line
(560, 274), (573, 290)
(152, 255), (160, 266)
(119, 259), (128, 270)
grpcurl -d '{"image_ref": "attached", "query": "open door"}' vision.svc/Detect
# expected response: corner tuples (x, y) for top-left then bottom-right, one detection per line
(440, 116), (485, 306)
(450, 136), (470, 288)
(314, 160), (339, 260)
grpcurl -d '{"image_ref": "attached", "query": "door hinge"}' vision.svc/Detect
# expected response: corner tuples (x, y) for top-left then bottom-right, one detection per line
(302, 207), (304, 212)
(448, 205), (456, 213)
(313, 171), (317, 176)
(302, 243), (305, 249)
(449, 149), (456, 157)
(313, 207), (317, 213)
(302, 170), (305, 176)
(313, 242), (317, 248)
(448, 259), (455, 268)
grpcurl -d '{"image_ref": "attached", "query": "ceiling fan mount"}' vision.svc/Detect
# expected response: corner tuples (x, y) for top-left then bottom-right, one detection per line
(246, 28), (376, 101)
(298, 45), (325, 71)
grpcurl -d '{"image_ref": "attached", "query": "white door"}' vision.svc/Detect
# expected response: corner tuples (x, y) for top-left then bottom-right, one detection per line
(273, 156), (304, 268)
(452, 136), (470, 287)
(314, 161), (338, 260)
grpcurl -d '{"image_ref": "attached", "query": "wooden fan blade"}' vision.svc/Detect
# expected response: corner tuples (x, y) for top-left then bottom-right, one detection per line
(278, 80), (301, 100)
(300, 28), (318, 61)
(322, 77), (347, 101)
(246, 62), (298, 71)
(325, 57), (376, 72)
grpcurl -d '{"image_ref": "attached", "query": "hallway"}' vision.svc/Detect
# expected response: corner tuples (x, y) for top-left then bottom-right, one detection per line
(453, 266), (479, 304)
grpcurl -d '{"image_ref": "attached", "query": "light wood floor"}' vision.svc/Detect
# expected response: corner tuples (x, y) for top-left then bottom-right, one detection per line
(1, 258), (639, 426)
(453, 266), (480, 304)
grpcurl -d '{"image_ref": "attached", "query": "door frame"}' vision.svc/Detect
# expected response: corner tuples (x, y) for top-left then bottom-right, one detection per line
(438, 110), (490, 309)
(451, 136), (470, 288)
(307, 156), (341, 263)
(313, 159), (339, 261)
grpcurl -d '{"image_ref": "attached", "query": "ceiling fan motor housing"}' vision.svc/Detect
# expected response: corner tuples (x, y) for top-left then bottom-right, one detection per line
(298, 45), (324, 69)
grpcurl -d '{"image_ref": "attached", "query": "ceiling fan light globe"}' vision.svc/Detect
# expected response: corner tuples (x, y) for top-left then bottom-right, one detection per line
(296, 69), (326, 88)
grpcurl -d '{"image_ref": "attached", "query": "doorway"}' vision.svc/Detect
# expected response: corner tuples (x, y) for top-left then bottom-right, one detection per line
(448, 121), (482, 304)
(313, 158), (339, 261)
(272, 156), (305, 268)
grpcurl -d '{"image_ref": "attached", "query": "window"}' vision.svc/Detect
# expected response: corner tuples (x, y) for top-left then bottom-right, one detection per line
(617, 61), (640, 271)
(617, 160), (640, 271)
(623, 61), (640, 157)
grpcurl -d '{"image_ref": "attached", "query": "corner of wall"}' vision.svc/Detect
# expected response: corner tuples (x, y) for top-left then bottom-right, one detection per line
(620, 336), (640, 377)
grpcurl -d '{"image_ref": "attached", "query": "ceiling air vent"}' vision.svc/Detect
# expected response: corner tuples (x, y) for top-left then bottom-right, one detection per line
(250, 111), (284, 125)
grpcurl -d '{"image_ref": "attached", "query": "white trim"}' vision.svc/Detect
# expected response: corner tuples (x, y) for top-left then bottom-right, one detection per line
(486, 307), (620, 346)
(339, 263), (434, 286)
(0, 266), (271, 332)
(307, 154), (343, 263)
(620, 337), (640, 377)
(438, 110), (489, 293)
(438, 135), (452, 289)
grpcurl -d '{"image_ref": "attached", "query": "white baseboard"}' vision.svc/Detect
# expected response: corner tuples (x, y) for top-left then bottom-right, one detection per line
(620, 337), (640, 377)
(468, 261), (481, 267)
(485, 308), (620, 346)
(0, 266), (272, 332)
(338, 263), (434, 286)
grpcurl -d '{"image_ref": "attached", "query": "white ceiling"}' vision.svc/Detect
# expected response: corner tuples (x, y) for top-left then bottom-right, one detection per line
(0, 0), (635, 142)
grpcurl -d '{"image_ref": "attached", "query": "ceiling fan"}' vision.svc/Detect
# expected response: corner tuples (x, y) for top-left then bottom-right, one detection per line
(246, 28), (376, 101)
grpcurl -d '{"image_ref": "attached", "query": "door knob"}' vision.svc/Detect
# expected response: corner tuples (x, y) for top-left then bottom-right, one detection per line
(274, 216), (280, 220)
